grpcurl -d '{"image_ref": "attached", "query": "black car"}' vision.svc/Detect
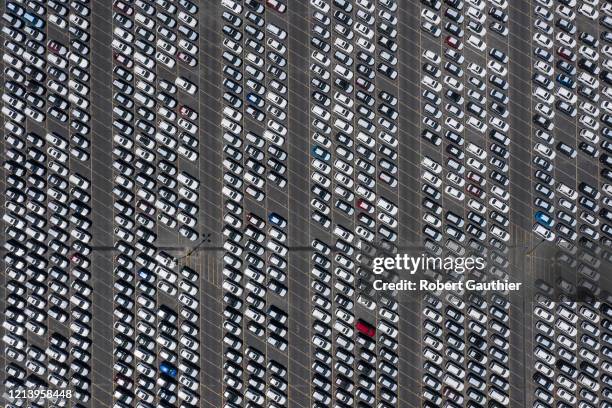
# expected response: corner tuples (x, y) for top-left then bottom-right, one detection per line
(580, 32), (599, 47)
(445, 0), (463, 10)
(333, 10), (352, 25)
(445, 7), (463, 22)
(444, 22), (463, 37)
(556, 59), (576, 75)
(422, 129), (441, 146)
(489, 7), (508, 23)
(556, 18), (576, 35)
(578, 85), (598, 102)
(423, 62), (440, 78)
(556, 100), (576, 117)
(421, 0), (441, 10)
(534, 47), (553, 63)
(579, 58), (600, 75)
(601, 70), (612, 86)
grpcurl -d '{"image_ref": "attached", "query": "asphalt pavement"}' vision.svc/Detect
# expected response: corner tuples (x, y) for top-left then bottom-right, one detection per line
(3, 1), (611, 408)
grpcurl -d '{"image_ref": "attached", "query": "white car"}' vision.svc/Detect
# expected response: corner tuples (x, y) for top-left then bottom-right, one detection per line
(422, 75), (442, 92)
(175, 76), (197, 95)
(535, 103), (555, 119)
(467, 35), (486, 51)
(422, 156), (442, 174)
(466, 0), (485, 9)
(445, 117), (464, 133)
(534, 19), (553, 35)
(533, 32), (553, 49)
(421, 8), (440, 24)
(490, 225), (510, 242)
(354, 22), (374, 39)
(422, 170), (442, 188)
(534, 60), (553, 76)
(267, 91), (287, 109)
(557, 183), (578, 200)
(423, 49), (441, 65)
(467, 143), (487, 160)
(266, 22), (287, 40)
(310, 0), (330, 13)
(155, 51), (175, 68)
(356, 37), (375, 53)
(423, 213), (442, 228)
(534, 143), (556, 159)
(445, 185), (465, 201)
(490, 116), (509, 132)
(580, 129), (599, 143)
(467, 158), (486, 173)
(556, 4), (576, 20)
(489, 197), (509, 214)
(556, 87), (577, 103)
(534, 87), (554, 104)
(580, 45), (599, 62)
(467, 6), (486, 23)
(578, 3), (599, 19)
(468, 62), (485, 77)
(222, 0), (242, 13)
(556, 32), (576, 48)
(579, 114), (599, 130)
(487, 60), (507, 76)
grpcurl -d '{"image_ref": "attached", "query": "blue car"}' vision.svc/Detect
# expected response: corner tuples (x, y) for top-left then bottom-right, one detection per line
(556, 74), (575, 90)
(138, 268), (155, 283)
(22, 13), (45, 29)
(311, 146), (331, 161)
(247, 93), (264, 108)
(160, 362), (177, 378)
(535, 211), (554, 227)
(268, 212), (287, 228)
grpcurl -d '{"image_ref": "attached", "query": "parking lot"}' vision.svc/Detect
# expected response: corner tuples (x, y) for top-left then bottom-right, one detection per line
(2, 1), (612, 408)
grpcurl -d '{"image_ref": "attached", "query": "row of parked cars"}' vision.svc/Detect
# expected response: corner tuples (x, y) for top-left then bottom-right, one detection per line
(420, 0), (513, 264)
(110, 0), (203, 407)
(3, 0), (95, 405)
(308, 0), (402, 406)
(531, 0), (612, 259)
(421, 290), (512, 406)
(112, 0), (202, 240)
(532, 279), (612, 408)
(221, 0), (291, 407)
(114, 267), (202, 407)
(419, 0), (513, 405)
(530, 3), (612, 407)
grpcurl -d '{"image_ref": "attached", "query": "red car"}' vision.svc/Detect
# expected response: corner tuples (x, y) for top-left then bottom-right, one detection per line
(178, 51), (197, 67)
(466, 184), (486, 199)
(266, 0), (286, 13)
(467, 171), (486, 187)
(72, 254), (91, 268)
(113, 0), (133, 15)
(557, 46), (576, 62)
(47, 40), (66, 56)
(356, 320), (376, 337)
(356, 198), (374, 214)
(445, 35), (463, 50)
(179, 105), (198, 121)
(113, 52), (133, 69)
